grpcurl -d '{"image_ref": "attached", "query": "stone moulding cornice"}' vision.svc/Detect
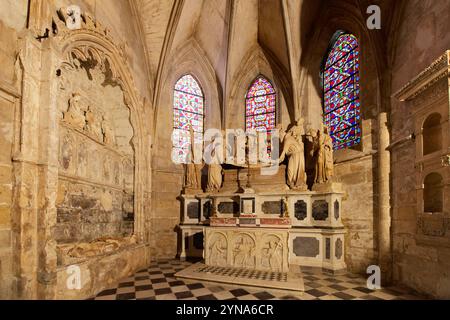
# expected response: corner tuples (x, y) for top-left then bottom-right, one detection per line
(393, 50), (450, 101)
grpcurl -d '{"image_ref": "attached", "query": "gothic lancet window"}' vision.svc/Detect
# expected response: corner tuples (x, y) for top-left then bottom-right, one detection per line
(323, 32), (361, 150)
(245, 76), (276, 155)
(173, 74), (204, 162)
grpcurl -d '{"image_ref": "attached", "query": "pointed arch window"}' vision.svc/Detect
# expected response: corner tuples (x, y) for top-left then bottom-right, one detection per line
(173, 74), (204, 162)
(245, 76), (276, 132)
(323, 32), (361, 150)
(245, 76), (276, 156)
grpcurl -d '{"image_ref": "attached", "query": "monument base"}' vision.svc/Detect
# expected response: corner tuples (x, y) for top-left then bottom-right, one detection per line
(175, 262), (304, 292)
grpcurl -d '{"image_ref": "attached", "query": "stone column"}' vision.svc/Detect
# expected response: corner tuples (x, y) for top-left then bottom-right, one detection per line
(378, 112), (392, 284)
(35, 37), (61, 299)
(12, 31), (42, 299)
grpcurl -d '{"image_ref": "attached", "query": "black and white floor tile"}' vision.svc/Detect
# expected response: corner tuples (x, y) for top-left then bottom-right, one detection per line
(91, 260), (425, 300)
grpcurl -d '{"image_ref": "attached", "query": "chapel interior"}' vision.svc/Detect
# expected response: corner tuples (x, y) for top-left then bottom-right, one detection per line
(0, 0), (449, 300)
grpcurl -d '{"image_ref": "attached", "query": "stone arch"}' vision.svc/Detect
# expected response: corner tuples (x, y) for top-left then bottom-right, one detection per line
(299, 4), (383, 154)
(422, 112), (442, 156)
(56, 27), (147, 243)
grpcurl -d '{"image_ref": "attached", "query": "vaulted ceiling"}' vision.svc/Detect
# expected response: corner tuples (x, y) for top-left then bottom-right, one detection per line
(131, 0), (402, 104)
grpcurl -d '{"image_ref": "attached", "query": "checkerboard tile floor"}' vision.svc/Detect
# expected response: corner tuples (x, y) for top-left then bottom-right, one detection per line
(91, 260), (425, 300)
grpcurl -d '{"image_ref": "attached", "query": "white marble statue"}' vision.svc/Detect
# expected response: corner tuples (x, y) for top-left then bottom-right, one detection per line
(278, 118), (307, 190)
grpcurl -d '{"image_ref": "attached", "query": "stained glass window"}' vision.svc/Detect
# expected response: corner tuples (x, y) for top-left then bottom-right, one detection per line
(323, 33), (361, 150)
(245, 76), (276, 156)
(173, 74), (204, 162)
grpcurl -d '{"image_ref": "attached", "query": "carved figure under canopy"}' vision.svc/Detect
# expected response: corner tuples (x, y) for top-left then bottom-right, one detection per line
(101, 115), (116, 145)
(64, 92), (86, 129)
(279, 118), (307, 190)
(85, 106), (103, 141)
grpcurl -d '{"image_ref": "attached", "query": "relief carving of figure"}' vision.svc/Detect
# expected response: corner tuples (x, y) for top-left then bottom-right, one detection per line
(184, 124), (202, 192)
(313, 124), (334, 184)
(233, 235), (255, 268)
(101, 116), (116, 146)
(206, 131), (223, 193)
(63, 92), (86, 130)
(77, 143), (88, 177)
(262, 240), (282, 271)
(85, 106), (103, 142)
(278, 118), (307, 190)
(209, 237), (227, 266)
(60, 135), (73, 171)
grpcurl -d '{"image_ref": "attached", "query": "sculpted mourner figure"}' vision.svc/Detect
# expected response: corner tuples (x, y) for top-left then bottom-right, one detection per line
(206, 131), (224, 192)
(314, 123), (334, 184)
(279, 118), (307, 190)
(184, 124), (202, 191)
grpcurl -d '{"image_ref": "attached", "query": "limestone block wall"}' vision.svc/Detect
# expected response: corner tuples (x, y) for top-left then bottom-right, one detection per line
(0, 0), (153, 299)
(390, 0), (450, 299)
(334, 154), (377, 273)
(0, 3), (25, 299)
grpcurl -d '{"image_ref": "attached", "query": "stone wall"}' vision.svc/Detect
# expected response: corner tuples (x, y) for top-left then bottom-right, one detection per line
(55, 61), (135, 246)
(390, 0), (450, 298)
(0, 4), (24, 298)
(0, 1), (152, 299)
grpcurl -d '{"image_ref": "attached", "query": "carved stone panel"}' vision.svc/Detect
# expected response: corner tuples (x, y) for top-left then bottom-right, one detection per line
(293, 237), (319, 257)
(205, 228), (289, 272)
(312, 200), (329, 221)
(418, 215), (448, 237)
(206, 232), (228, 266)
(232, 233), (256, 268)
(261, 234), (284, 272)
(294, 200), (307, 221)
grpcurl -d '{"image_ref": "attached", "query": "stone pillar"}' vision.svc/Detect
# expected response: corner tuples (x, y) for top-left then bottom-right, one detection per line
(378, 112), (392, 284)
(12, 31), (42, 299)
(36, 37), (61, 299)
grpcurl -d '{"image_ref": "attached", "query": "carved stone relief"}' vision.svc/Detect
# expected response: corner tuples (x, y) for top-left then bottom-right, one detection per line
(233, 233), (256, 268)
(208, 233), (227, 266)
(261, 234), (283, 271)
(205, 228), (289, 272)
(57, 48), (135, 246)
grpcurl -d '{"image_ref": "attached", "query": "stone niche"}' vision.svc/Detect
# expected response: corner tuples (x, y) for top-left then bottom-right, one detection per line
(394, 50), (450, 246)
(55, 50), (135, 256)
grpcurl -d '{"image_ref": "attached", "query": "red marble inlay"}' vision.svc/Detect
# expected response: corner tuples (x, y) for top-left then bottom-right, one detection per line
(259, 218), (291, 225)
